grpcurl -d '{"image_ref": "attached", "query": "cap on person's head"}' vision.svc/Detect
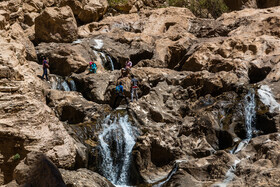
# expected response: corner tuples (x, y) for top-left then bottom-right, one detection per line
(119, 81), (122, 85)
(131, 74), (134, 78)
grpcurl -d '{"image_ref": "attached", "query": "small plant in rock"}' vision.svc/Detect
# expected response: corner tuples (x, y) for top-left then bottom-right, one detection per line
(13, 153), (20, 161)
(108, 0), (128, 6)
(168, 0), (228, 18)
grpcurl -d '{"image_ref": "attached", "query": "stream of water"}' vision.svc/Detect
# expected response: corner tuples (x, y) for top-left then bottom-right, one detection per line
(214, 89), (257, 187)
(231, 89), (256, 154)
(98, 114), (138, 186)
(50, 76), (76, 91)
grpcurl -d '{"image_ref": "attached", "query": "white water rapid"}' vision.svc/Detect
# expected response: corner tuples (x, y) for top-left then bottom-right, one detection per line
(215, 89), (257, 187)
(98, 114), (138, 187)
(93, 50), (115, 71)
(231, 89), (256, 154)
(50, 76), (76, 91)
(213, 159), (241, 187)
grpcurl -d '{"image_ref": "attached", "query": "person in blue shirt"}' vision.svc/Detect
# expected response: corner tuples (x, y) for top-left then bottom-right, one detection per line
(89, 61), (97, 73)
(113, 81), (129, 109)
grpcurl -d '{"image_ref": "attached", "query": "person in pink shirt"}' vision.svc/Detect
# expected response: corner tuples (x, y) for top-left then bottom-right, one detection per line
(121, 58), (132, 77)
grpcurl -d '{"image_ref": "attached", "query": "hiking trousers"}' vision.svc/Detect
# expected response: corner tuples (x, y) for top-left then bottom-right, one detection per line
(113, 94), (129, 109)
(131, 87), (138, 102)
(42, 68), (48, 81)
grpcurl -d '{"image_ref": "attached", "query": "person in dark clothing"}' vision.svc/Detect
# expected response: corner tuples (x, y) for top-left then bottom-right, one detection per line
(113, 82), (129, 109)
(42, 57), (49, 81)
(130, 74), (138, 102)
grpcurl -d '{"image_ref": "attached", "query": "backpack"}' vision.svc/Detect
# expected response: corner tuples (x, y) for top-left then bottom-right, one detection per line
(116, 85), (121, 93)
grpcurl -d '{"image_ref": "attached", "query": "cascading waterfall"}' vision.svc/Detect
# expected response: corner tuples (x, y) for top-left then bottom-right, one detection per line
(215, 89), (257, 187)
(60, 80), (70, 91)
(92, 50), (115, 71)
(50, 76), (76, 92)
(231, 89), (256, 154)
(244, 89), (256, 140)
(213, 159), (241, 187)
(92, 39), (114, 71)
(98, 114), (138, 186)
(67, 78), (77, 91)
(108, 55), (115, 71)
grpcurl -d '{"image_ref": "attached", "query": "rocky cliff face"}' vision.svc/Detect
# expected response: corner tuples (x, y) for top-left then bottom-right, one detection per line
(0, 0), (280, 186)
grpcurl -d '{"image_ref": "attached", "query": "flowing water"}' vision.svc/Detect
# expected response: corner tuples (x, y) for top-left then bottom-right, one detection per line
(244, 89), (256, 140)
(213, 159), (241, 187)
(50, 76), (76, 91)
(216, 89), (257, 186)
(153, 163), (179, 187)
(92, 50), (115, 71)
(68, 78), (77, 91)
(98, 114), (139, 186)
(231, 89), (256, 154)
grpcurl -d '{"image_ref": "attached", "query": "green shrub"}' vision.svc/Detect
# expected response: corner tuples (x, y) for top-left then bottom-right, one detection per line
(108, 0), (128, 6)
(168, 0), (228, 18)
(13, 153), (20, 160)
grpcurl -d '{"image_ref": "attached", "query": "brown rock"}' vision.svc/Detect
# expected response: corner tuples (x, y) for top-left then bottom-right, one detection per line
(78, 0), (108, 23)
(35, 42), (93, 76)
(35, 6), (78, 43)
(23, 12), (39, 26)
(59, 0), (108, 24)
(60, 168), (114, 187)
(10, 23), (37, 61)
(13, 152), (66, 186)
(46, 89), (111, 124)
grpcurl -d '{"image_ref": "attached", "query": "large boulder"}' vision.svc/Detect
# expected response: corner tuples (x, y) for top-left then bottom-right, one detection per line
(10, 23), (37, 61)
(72, 70), (120, 104)
(46, 89), (111, 124)
(13, 152), (66, 186)
(59, 0), (108, 24)
(36, 42), (94, 76)
(35, 6), (77, 43)
(60, 168), (114, 187)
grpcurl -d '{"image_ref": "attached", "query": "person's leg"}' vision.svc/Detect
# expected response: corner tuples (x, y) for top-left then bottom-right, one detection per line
(42, 68), (46, 79)
(135, 88), (138, 101)
(45, 69), (49, 81)
(123, 95), (129, 105)
(113, 95), (119, 109)
(131, 89), (134, 102)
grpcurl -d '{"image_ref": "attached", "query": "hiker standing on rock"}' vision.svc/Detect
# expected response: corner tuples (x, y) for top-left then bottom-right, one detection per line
(89, 61), (97, 73)
(42, 56), (49, 81)
(121, 59), (132, 77)
(130, 74), (138, 102)
(113, 81), (129, 109)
